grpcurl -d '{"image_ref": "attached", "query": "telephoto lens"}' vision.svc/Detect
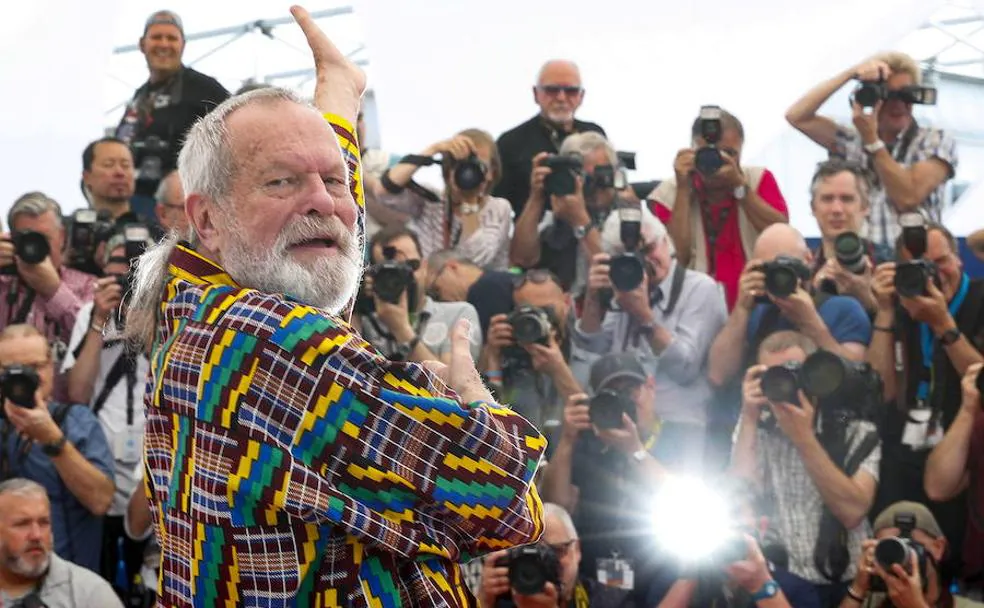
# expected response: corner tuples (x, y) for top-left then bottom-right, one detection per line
(874, 537), (914, 572)
(452, 154), (487, 191)
(507, 306), (551, 346)
(834, 232), (866, 274)
(608, 253), (645, 292)
(762, 256), (808, 299)
(0, 365), (40, 409)
(760, 363), (802, 404)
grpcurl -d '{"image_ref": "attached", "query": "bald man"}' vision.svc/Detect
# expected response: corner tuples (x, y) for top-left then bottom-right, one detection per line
(493, 60), (606, 217)
(707, 223), (873, 390)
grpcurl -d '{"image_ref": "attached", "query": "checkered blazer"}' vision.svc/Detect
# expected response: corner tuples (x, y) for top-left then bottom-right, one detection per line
(143, 115), (545, 607)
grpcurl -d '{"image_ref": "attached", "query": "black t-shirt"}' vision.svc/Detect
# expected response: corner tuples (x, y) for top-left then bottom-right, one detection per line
(117, 66), (230, 197)
(493, 115), (606, 217)
(466, 270), (516, 338)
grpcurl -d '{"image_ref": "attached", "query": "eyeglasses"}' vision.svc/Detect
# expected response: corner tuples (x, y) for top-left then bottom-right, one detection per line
(537, 85), (583, 97)
(547, 539), (577, 558)
(511, 268), (559, 290)
(426, 262), (451, 300)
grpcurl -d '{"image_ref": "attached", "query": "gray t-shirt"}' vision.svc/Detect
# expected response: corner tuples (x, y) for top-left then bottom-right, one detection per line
(0, 553), (123, 608)
(359, 297), (482, 361)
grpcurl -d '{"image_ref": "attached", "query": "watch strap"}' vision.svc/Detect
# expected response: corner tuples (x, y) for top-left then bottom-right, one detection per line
(573, 223), (591, 241)
(864, 140), (886, 154)
(41, 435), (68, 457)
(733, 184), (748, 200)
(939, 327), (961, 346)
(750, 579), (779, 601)
(630, 449), (648, 464)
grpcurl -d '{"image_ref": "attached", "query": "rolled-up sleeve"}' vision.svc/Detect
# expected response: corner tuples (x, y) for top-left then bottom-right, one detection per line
(573, 313), (618, 355)
(658, 279), (727, 384)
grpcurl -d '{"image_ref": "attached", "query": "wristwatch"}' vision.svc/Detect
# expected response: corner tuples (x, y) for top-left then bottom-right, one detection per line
(938, 327), (961, 346)
(733, 184), (748, 200)
(41, 435), (68, 457)
(751, 579), (780, 602)
(630, 449), (648, 464)
(864, 140), (887, 155)
(573, 223), (591, 241)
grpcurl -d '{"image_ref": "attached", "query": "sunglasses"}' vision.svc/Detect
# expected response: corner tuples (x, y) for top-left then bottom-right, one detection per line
(537, 85), (583, 97)
(511, 268), (560, 290)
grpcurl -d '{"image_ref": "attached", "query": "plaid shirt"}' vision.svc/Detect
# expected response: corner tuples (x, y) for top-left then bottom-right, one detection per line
(832, 122), (958, 248)
(144, 115), (545, 607)
(756, 421), (880, 584)
(0, 267), (95, 346)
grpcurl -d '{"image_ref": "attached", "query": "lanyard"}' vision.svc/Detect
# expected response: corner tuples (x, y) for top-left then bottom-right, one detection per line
(917, 273), (969, 401)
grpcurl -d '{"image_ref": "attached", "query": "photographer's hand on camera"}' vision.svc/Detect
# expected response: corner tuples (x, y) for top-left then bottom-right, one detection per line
(770, 390), (816, 448)
(1, 234), (61, 298)
(529, 152), (552, 203)
(851, 99), (882, 147)
(960, 362), (983, 416)
(614, 269), (652, 325)
(550, 175), (590, 228)
(741, 364), (769, 419)
(872, 552), (927, 608)
(483, 314), (514, 367)
(724, 534), (773, 596)
(478, 550), (511, 608)
(562, 394), (592, 444)
(737, 260), (766, 311)
(898, 278), (953, 335)
(673, 148), (696, 185)
(373, 289), (414, 343)
(717, 150), (748, 192)
(816, 258), (877, 310)
(772, 286), (823, 334)
(3, 393), (62, 446)
(91, 277), (123, 328)
(525, 334), (567, 377)
(512, 584), (559, 608)
(595, 412), (645, 456)
(847, 539), (878, 601)
(423, 135), (476, 162)
(872, 262), (897, 310)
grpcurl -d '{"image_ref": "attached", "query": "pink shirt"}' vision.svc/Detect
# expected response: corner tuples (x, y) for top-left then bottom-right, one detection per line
(0, 267), (95, 346)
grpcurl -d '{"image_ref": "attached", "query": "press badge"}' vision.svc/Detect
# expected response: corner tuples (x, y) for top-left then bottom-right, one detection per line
(116, 428), (144, 464)
(901, 408), (944, 450)
(597, 557), (634, 590)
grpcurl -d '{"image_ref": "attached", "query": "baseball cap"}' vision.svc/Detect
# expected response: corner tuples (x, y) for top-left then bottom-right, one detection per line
(872, 501), (943, 539)
(589, 352), (647, 393)
(143, 10), (185, 38)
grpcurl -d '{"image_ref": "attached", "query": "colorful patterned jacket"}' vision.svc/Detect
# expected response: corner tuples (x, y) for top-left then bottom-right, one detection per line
(143, 114), (545, 607)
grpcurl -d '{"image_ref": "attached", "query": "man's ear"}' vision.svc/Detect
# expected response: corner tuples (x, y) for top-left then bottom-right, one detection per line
(185, 194), (219, 250)
(138, 36), (147, 55)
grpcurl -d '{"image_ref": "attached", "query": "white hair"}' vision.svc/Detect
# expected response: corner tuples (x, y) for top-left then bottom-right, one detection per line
(154, 170), (181, 205)
(543, 503), (578, 540)
(600, 202), (675, 255)
(558, 132), (618, 167)
(8, 192), (63, 231)
(535, 59), (581, 85)
(0, 478), (47, 501)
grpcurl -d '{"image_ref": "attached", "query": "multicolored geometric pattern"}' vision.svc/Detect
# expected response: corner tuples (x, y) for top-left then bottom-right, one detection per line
(143, 117), (545, 607)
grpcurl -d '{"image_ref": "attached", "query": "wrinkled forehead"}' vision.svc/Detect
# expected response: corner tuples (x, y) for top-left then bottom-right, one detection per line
(226, 101), (346, 178)
(539, 62), (581, 86)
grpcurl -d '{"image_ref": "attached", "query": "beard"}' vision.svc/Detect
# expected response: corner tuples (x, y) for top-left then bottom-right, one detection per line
(217, 212), (363, 314)
(2, 544), (49, 579)
(545, 107), (575, 125)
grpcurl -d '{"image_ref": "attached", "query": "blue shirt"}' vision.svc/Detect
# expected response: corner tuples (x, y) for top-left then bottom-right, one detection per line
(748, 295), (872, 347)
(0, 402), (115, 572)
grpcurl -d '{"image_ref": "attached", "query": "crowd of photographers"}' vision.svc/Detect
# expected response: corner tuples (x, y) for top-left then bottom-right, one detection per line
(1, 8), (983, 608)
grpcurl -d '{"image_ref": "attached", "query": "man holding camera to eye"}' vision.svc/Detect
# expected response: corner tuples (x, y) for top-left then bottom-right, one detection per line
(541, 352), (670, 603)
(0, 193), (95, 356)
(576, 206), (727, 467)
(866, 220), (984, 581)
(734, 330), (882, 606)
(786, 52), (958, 250)
(494, 60), (606, 218)
(648, 106), (789, 311)
(840, 501), (984, 608)
(808, 160), (894, 312)
(60, 232), (154, 588)
(477, 503), (633, 608)
(481, 269), (582, 440)
(708, 223), (872, 397)
(356, 226), (482, 364)
(510, 132), (627, 295)
(0, 324), (115, 573)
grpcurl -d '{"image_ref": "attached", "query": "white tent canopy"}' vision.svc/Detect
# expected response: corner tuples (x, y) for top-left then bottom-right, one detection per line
(2, 0), (982, 236)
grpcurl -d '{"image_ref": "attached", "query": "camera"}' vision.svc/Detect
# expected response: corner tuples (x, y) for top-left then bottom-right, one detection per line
(543, 154), (584, 197)
(508, 306), (551, 346)
(494, 544), (561, 599)
(872, 513), (928, 593)
(758, 256), (810, 299)
(853, 79), (937, 108)
(451, 153), (488, 191)
(895, 259), (938, 298)
(900, 212), (928, 259)
(67, 209), (115, 274)
(368, 246), (417, 304)
(854, 80), (887, 108)
(123, 224), (151, 261)
(585, 164), (616, 192)
(695, 105), (725, 176)
(760, 361), (803, 405)
(759, 350), (881, 416)
(132, 136), (170, 182)
(0, 231), (50, 275)
(589, 389), (636, 430)
(609, 207), (646, 292)
(0, 365), (40, 409)
(834, 232), (866, 274)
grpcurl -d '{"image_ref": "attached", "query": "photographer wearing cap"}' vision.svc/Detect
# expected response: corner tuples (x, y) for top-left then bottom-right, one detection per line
(867, 221), (984, 578)
(510, 132), (629, 294)
(481, 269), (582, 442)
(61, 231), (154, 587)
(0, 193), (95, 352)
(494, 60), (606, 218)
(357, 226), (481, 364)
(733, 331), (881, 605)
(808, 160), (893, 312)
(365, 129), (513, 270)
(576, 205), (727, 457)
(786, 52), (958, 249)
(841, 501), (983, 608)
(0, 324), (115, 572)
(477, 503), (633, 608)
(707, 223), (872, 393)
(116, 10), (229, 214)
(649, 106), (789, 311)
(925, 363), (984, 595)
(540, 352), (671, 603)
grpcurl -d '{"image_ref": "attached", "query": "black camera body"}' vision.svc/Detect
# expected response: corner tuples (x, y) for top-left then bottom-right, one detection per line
(589, 389), (636, 430)
(871, 513), (929, 593)
(494, 544), (561, 600)
(132, 135), (171, 182)
(759, 350), (881, 419)
(854, 80), (937, 108)
(543, 154), (584, 197)
(508, 306), (551, 346)
(1, 231), (51, 275)
(895, 259), (939, 298)
(452, 153), (488, 191)
(760, 361), (804, 405)
(585, 164), (616, 192)
(67, 209), (116, 275)
(370, 262), (415, 304)
(758, 256), (810, 300)
(0, 365), (40, 409)
(695, 105), (725, 176)
(609, 207), (646, 292)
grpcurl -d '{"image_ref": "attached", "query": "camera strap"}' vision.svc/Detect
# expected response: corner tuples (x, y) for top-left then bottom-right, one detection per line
(694, 186), (734, 277)
(91, 352), (139, 425)
(9, 285), (36, 326)
(915, 273), (969, 419)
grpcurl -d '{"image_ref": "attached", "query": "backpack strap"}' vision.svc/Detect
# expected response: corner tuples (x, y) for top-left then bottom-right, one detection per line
(51, 402), (75, 428)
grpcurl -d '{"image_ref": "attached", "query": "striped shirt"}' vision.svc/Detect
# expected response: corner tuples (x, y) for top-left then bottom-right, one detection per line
(144, 114), (545, 608)
(0, 267), (95, 346)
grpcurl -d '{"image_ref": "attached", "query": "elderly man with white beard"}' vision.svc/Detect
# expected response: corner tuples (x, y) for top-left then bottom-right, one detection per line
(124, 6), (545, 607)
(0, 479), (121, 607)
